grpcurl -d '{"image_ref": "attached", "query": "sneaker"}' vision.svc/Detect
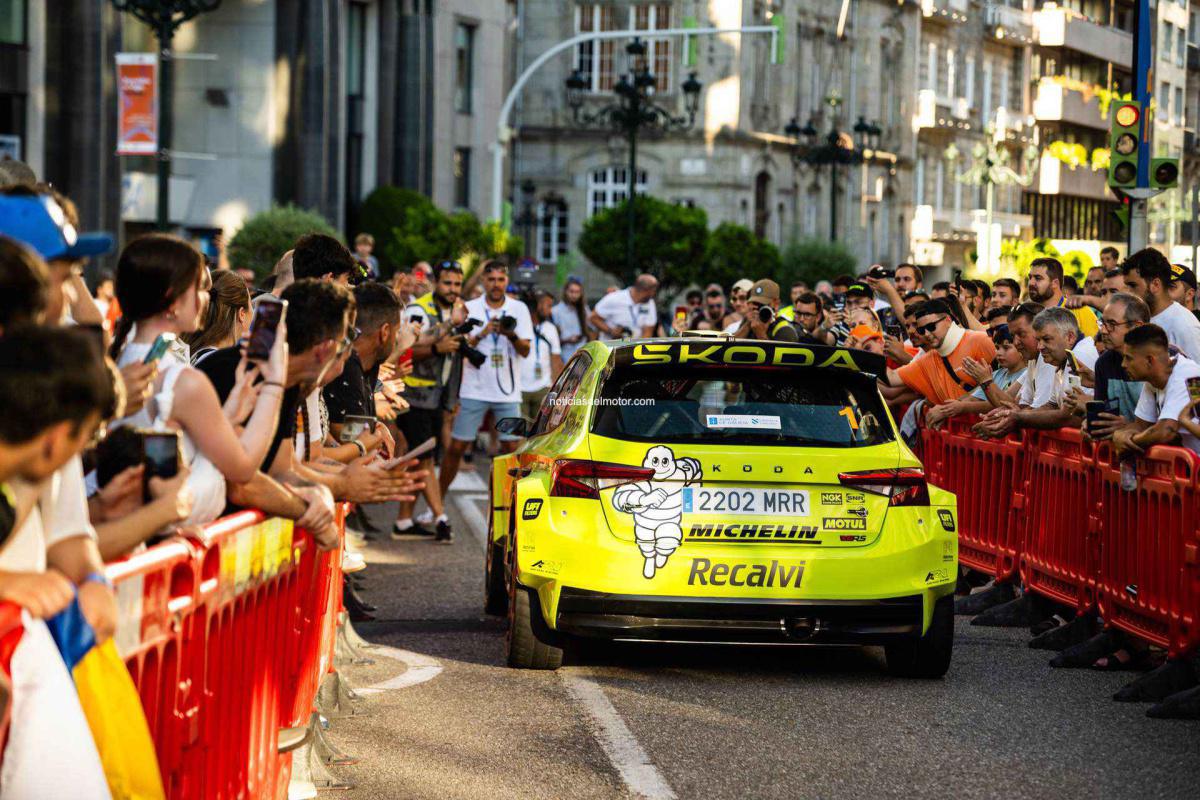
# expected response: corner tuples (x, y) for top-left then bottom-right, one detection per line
(392, 521), (436, 539)
(435, 519), (454, 544)
(415, 510), (435, 526)
(342, 551), (367, 573)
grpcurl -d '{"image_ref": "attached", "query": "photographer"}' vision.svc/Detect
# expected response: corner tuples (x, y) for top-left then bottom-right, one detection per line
(591, 274), (659, 340)
(734, 280), (799, 342)
(522, 290), (564, 419)
(439, 261), (533, 496)
(394, 260), (465, 541)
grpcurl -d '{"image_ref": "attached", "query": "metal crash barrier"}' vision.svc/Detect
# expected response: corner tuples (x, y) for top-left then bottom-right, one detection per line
(921, 423), (1200, 658)
(0, 509), (347, 798)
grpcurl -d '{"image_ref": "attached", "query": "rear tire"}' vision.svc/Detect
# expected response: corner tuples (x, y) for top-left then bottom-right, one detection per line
(885, 593), (954, 679)
(506, 584), (563, 670)
(484, 541), (508, 616)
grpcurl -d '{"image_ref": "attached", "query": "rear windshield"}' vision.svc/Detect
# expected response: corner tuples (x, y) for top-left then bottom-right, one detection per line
(591, 365), (893, 447)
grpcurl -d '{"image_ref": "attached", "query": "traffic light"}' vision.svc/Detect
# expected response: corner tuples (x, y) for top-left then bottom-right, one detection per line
(1107, 100), (1141, 189)
(1151, 157), (1180, 189)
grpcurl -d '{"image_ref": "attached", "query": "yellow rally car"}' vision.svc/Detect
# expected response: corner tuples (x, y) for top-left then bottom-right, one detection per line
(485, 338), (959, 677)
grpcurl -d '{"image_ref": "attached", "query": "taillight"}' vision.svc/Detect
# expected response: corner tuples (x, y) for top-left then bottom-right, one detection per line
(838, 468), (930, 507)
(550, 460), (655, 499)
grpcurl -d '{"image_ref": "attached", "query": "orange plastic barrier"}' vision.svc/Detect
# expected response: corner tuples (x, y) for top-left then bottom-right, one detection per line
(921, 416), (1027, 581)
(923, 421), (1200, 658)
(0, 601), (22, 758)
(1019, 429), (1098, 613)
(1093, 443), (1200, 658)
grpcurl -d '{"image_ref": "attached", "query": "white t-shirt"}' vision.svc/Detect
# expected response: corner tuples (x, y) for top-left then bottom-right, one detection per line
(1017, 337), (1098, 409)
(1152, 301), (1200, 359)
(1134, 355), (1200, 454)
(0, 456), (96, 573)
(594, 288), (657, 340)
(521, 320), (562, 393)
(460, 296), (535, 403)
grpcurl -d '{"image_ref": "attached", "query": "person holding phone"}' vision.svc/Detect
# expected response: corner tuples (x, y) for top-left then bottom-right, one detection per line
(1113, 324), (1200, 458)
(1083, 293), (1152, 440)
(109, 234), (289, 526)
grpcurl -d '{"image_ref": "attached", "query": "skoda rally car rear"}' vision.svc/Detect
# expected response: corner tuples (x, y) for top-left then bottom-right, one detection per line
(505, 340), (958, 676)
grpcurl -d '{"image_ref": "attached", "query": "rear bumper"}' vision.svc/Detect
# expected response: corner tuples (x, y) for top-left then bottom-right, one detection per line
(555, 587), (924, 645)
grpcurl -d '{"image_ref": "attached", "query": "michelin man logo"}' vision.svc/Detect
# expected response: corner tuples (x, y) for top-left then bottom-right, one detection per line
(611, 446), (702, 579)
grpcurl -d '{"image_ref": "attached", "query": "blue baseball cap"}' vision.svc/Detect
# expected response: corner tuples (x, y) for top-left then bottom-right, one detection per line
(0, 193), (115, 262)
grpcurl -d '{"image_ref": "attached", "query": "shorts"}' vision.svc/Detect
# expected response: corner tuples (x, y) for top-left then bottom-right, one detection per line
(396, 406), (444, 458)
(453, 397), (523, 442)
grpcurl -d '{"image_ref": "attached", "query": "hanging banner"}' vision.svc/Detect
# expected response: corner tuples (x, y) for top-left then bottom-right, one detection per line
(116, 53), (158, 156)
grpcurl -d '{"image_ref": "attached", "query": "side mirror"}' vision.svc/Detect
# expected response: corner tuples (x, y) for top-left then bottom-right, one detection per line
(495, 416), (529, 437)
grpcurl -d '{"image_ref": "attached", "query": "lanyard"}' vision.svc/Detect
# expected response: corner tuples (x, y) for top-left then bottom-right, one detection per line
(485, 304), (506, 349)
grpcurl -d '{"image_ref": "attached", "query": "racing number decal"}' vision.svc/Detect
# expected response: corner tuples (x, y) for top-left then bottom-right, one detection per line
(838, 407), (860, 431)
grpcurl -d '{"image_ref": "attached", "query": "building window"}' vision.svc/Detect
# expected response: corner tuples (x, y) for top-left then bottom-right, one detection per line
(915, 155), (926, 208)
(576, 3), (672, 93)
(454, 23), (475, 114)
(454, 147), (471, 209)
(1179, 28), (1187, 67)
(982, 59), (993, 123)
(945, 47), (956, 100)
(1177, 86), (1185, 126)
(1162, 22), (1173, 64)
(1161, 82), (1171, 124)
(924, 42), (938, 93)
(934, 159), (944, 211)
(587, 166), (647, 216)
(536, 200), (569, 263)
(0, 0), (25, 45)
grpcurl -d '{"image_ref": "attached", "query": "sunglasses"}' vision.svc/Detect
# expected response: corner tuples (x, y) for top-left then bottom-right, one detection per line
(916, 316), (947, 335)
(991, 323), (1013, 344)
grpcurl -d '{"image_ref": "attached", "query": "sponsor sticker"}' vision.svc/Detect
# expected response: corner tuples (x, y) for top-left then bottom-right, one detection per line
(839, 534), (867, 542)
(847, 493), (865, 503)
(522, 498), (543, 520)
(942, 540), (956, 562)
(529, 558), (561, 576)
(822, 517), (867, 531)
(704, 414), (782, 430)
(937, 509), (956, 532)
(687, 557), (806, 588)
(925, 568), (951, 584)
(684, 522), (821, 544)
(847, 506), (868, 518)
(821, 492), (843, 505)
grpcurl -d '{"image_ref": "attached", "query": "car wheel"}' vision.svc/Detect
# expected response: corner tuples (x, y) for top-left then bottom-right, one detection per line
(506, 581), (563, 670)
(484, 541), (508, 616)
(885, 593), (954, 679)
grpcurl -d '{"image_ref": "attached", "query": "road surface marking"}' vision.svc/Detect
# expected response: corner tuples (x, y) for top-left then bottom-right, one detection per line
(356, 646), (443, 695)
(448, 471), (486, 492)
(562, 673), (676, 800)
(453, 493), (489, 549)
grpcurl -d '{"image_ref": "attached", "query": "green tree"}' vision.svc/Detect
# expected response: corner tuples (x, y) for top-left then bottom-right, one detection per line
(998, 237), (1059, 285)
(779, 237), (858, 288)
(227, 204), (340, 281)
(577, 196), (708, 287)
(696, 223), (781, 289)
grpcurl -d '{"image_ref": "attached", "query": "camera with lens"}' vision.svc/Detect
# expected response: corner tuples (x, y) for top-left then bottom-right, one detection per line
(450, 317), (487, 369)
(757, 305), (775, 324)
(498, 314), (518, 333)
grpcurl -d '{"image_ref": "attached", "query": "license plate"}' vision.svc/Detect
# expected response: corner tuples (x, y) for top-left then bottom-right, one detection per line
(682, 487), (811, 517)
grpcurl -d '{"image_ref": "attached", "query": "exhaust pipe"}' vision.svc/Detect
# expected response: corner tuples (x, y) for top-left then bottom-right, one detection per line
(781, 617), (820, 641)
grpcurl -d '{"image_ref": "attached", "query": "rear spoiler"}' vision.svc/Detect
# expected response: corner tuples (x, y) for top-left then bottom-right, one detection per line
(611, 340), (888, 378)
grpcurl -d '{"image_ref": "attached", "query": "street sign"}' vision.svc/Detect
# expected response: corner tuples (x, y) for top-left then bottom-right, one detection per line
(115, 53), (158, 156)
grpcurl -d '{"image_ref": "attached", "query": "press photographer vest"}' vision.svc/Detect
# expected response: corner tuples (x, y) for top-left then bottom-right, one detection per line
(405, 292), (458, 411)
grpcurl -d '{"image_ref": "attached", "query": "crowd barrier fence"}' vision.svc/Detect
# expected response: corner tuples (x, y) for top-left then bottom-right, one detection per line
(0, 507), (345, 799)
(921, 420), (1200, 658)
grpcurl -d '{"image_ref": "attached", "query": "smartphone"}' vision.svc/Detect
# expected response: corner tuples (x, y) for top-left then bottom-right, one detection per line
(143, 332), (177, 364)
(1066, 374), (1083, 392)
(1188, 376), (1200, 403)
(952, 268), (963, 292)
(885, 320), (904, 340)
(379, 436), (437, 469)
(1085, 400), (1106, 434)
(831, 294), (846, 311)
(870, 265), (896, 280)
(246, 296), (287, 361)
(339, 415), (377, 443)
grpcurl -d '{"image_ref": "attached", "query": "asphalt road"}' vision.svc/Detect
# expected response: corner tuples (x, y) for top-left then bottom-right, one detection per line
(324, 469), (1200, 800)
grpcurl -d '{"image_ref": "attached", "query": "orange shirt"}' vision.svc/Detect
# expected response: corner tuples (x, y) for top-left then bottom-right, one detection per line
(896, 329), (996, 405)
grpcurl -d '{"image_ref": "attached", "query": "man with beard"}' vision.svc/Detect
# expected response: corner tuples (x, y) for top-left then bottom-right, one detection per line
(1082, 293), (1152, 440)
(395, 260), (465, 542)
(1026, 257), (1099, 339)
(1121, 247), (1200, 358)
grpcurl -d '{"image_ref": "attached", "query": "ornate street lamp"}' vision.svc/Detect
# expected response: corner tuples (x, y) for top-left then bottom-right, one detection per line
(565, 38), (703, 281)
(111, 0), (223, 230)
(783, 96), (882, 242)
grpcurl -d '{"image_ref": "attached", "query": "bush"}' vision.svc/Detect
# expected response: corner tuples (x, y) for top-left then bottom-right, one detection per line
(696, 223), (782, 289)
(358, 187), (522, 276)
(577, 196), (708, 287)
(228, 205), (341, 281)
(779, 238), (858, 287)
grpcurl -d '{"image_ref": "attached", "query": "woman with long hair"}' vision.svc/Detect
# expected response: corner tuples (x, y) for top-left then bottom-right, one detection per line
(109, 234), (287, 525)
(183, 269), (251, 365)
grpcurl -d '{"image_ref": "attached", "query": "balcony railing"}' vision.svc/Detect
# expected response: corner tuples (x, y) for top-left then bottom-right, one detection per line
(1037, 152), (1111, 200)
(1032, 78), (1108, 131)
(921, 0), (969, 24)
(986, 3), (1034, 45)
(1033, 5), (1132, 69)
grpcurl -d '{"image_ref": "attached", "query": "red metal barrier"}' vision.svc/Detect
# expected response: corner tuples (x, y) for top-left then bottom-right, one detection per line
(1093, 443), (1200, 658)
(1019, 429), (1099, 613)
(0, 601), (22, 758)
(922, 416), (1027, 580)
